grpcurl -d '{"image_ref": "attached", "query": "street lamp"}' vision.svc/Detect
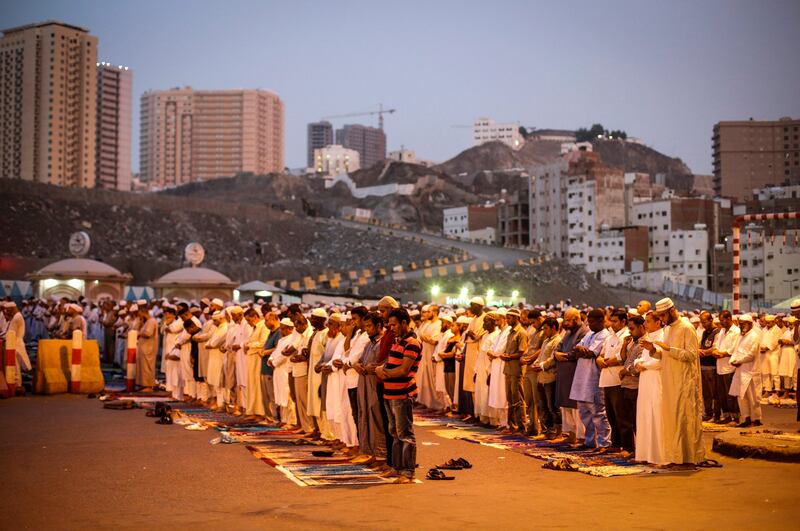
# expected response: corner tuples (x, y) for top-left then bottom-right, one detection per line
(431, 285), (441, 297)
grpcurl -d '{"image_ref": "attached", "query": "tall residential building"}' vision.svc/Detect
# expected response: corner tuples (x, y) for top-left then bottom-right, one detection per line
(0, 21), (97, 187)
(307, 121), (333, 167)
(335, 124), (386, 170)
(473, 117), (524, 149)
(140, 87), (284, 188)
(96, 62), (132, 191)
(712, 117), (800, 200)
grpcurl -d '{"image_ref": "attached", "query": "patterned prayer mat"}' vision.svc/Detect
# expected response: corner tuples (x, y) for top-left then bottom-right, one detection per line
(413, 410), (703, 477)
(156, 402), (401, 487)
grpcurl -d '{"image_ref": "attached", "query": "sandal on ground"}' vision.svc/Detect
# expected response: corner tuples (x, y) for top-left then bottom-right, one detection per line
(426, 468), (455, 480)
(697, 459), (722, 468)
(155, 415), (173, 425)
(455, 457), (472, 469)
(436, 459), (464, 470)
(312, 450), (334, 457)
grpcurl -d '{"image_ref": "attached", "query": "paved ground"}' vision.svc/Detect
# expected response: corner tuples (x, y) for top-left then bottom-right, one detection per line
(2, 396), (799, 530)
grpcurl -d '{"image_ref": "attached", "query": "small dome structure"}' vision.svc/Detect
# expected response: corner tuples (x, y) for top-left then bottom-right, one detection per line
(28, 258), (132, 301)
(150, 267), (238, 301)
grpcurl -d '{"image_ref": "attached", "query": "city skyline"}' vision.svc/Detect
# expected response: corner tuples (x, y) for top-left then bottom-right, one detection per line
(3, 0), (799, 175)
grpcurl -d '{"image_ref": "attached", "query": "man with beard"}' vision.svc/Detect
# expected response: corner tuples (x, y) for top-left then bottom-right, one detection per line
(642, 298), (704, 465)
(553, 308), (588, 443)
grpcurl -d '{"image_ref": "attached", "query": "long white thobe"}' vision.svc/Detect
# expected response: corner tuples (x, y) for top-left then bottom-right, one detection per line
(245, 320), (269, 415)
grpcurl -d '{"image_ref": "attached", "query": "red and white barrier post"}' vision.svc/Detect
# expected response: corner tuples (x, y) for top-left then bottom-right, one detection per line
(126, 330), (138, 392)
(4, 330), (16, 398)
(70, 329), (83, 393)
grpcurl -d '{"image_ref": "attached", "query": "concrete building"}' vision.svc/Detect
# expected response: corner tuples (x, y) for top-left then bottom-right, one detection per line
(442, 205), (498, 244)
(527, 129), (576, 142)
(668, 224), (709, 289)
(764, 229), (800, 305)
(497, 190), (530, 247)
(336, 124), (385, 170)
(594, 229), (627, 286)
(712, 117), (800, 200)
(312, 144), (359, 176)
(96, 62), (132, 190)
(388, 148), (417, 164)
(0, 21), (98, 187)
(307, 121), (333, 167)
(473, 117), (524, 149)
(140, 88), (284, 188)
(528, 152), (625, 260)
(631, 197), (730, 272)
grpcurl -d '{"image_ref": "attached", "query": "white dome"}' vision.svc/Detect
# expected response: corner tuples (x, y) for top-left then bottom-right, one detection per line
(32, 258), (127, 279)
(152, 267), (237, 287)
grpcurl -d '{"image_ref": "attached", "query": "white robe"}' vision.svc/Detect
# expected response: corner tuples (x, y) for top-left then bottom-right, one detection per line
(416, 319), (442, 409)
(269, 333), (299, 407)
(433, 329), (454, 407)
(474, 328), (499, 418)
(245, 320), (269, 415)
(488, 325), (510, 410)
(778, 328), (797, 379)
(635, 329), (666, 465)
(325, 333), (358, 446)
(729, 328), (762, 398)
(205, 321), (227, 388)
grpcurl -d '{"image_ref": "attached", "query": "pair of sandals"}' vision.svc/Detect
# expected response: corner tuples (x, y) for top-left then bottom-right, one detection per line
(436, 457), (472, 470)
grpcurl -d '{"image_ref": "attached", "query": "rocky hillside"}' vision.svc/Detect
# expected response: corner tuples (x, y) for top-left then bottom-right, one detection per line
(0, 180), (452, 285)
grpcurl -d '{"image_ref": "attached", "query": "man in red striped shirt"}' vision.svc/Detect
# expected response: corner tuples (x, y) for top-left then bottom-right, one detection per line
(375, 307), (421, 483)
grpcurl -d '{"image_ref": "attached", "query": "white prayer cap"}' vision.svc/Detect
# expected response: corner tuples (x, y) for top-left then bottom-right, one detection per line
(690, 316), (700, 323)
(211, 311), (224, 320)
(784, 316), (797, 324)
(469, 296), (485, 306)
(211, 298), (224, 307)
(655, 298), (674, 312)
(190, 316), (202, 327)
(119, 300), (127, 306)
(422, 304), (431, 312)
(279, 318), (295, 328)
(329, 313), (345, 323)
(764, 315), (776, 322)
(378, 296), (400, 309)
(311, 308), (327, 318)
(129, 304), (139, 312)
(627, 308), (639, 316)
(409, 309), (420, 317)
(738, 314), (753, 323)
(439, 313), (454, 323)
(201, 297), (210, 305)
(230, 306), (244, 314)
(2, 301), (17, 309)
(137, 299), (147, 306)
(456, 315), (471, 325)
(119, 309), (127, 316)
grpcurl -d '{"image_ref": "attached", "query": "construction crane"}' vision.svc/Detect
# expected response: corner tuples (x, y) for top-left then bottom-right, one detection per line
(322, 104), (396, 130)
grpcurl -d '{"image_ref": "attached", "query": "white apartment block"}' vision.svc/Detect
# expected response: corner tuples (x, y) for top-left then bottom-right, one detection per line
(442, 205), (497, 244)
(764, 229), (800, 305)
(595, 229), (627, 286)
(631, 199), (673, 271)
(313, 144), (360, 176)
(754, 184), (800, 201)
(529, 159), (569, 258)
(473, 117), (524, 150)
(387, 149), (417, 164)
(668, 225), (708, 289)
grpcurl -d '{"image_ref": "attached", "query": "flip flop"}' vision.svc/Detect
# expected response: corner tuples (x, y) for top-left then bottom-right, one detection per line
(697, 459), (722, 468)
(155, 415), (173, 425)
(436, 459), (464, 470)
(455, 458), (472, 469)
(312, 450), (335, 457)
(426, 468), (455, 480)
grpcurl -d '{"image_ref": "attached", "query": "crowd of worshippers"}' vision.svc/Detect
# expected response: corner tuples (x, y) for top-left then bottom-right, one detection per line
(3, 295), (800, 477)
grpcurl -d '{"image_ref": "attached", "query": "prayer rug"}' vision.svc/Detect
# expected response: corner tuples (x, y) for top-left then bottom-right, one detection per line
(414, 410), (701, 477)
(160, 402), (403, 487)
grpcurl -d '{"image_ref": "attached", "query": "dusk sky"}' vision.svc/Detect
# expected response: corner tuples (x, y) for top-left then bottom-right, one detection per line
(3, 0), (799, 174)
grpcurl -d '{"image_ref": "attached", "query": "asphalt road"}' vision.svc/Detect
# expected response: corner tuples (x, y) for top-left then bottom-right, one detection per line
(2, 396), (798, 530)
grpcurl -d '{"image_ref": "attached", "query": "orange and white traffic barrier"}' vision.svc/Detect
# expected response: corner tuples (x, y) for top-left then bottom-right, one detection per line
(70, 330), (83, 393)
(126, 330), (137, 392)
(4, 330), (16, 398)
